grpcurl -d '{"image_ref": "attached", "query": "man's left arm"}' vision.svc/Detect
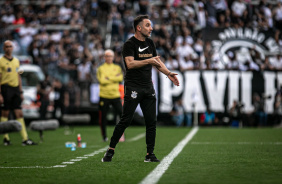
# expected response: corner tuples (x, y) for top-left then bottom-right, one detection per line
(18, 73), (24, 101)
(155, 57), (180, 86)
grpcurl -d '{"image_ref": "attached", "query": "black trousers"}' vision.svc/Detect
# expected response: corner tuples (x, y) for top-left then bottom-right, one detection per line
(1, 85), (22, 110)
(99, 97), (122, 139)
(110, 85), (157, 154)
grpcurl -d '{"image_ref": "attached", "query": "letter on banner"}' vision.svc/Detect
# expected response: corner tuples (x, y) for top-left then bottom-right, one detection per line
(182, 71), (206, 112)
(228, 71), (240, 109)
(264, 72), (276, 113)
(203, 71), (227, 111)
(159, 71), (183, 113)
(241, 72), (252, 112)
(278, 72), (282, 87)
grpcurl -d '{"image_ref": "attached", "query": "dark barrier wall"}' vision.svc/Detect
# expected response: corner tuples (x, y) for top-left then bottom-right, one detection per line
(158, 70), (282, 114)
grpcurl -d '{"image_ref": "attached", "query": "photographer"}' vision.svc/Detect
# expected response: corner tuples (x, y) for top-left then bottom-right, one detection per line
(252, 93), (268, 126)
(229, 100), (243, 127)
(274, 85), (282, 125)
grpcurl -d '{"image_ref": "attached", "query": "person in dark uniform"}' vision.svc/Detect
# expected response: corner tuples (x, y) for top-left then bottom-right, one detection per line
(52, 78), (67, 123)
(102, 15), (179, 162)
(37, 74), (52, 120)
(0, 40), (37, 146)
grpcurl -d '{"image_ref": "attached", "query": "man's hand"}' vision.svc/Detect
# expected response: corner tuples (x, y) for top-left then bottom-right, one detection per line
(168, 72), (180, 86)
(148, 56), (161, 67)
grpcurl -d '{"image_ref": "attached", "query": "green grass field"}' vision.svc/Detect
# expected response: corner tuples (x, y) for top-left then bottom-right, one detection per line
(0, 125), (282, 184)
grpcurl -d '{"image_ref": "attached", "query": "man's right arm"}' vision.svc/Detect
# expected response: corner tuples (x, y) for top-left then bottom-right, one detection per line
(96, 67), (111, 85)
(124, 56), (161, 69)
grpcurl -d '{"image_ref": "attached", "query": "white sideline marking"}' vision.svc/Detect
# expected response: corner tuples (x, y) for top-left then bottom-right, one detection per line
(52, 165), (67, 168)
(190, 142), (282, 145)
(127, 133), (145, 142)
(70, 159), (82, 161)
(0, 166), (55, 169)
(0, 132), (146, 169)
(140, 126), (199, 184)
(62, 162), (74, 164)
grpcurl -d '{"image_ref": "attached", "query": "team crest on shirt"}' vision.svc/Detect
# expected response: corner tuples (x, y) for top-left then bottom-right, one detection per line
(131, 91), (138, 99)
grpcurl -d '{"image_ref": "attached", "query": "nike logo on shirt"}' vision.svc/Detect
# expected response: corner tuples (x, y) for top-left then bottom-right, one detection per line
(138, 46), (149, 52)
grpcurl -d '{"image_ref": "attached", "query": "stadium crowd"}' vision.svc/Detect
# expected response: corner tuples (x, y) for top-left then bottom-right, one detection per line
(1, 0), (282, 81)
(0, 0), (282, 126)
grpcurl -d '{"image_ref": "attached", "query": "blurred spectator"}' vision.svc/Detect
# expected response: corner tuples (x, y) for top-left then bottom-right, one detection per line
(196, 1), (207, 29)
(1, 9), (15, 24)
(179, 55), (194, 72)
(0, 22), (13, 53)
(273, 55), (282, 70)
(170, 98), (192, 127)
(229, 100), (244, 127)
(12, 12), (25, 46)
(37, 74), (52, 120)
(70, 10), (84, 27)
(58, 1), (73, 24)
(231, 0), (247, 26)
(47, 43), (59, 79)
(89, 19), (101, 42)
(65, 80), (80, 114)
(77, 57), (91, 105)
(273, 1), (282, 31)
(176, 39), (195, 62)
(274, 85), (282, 125)
(200, 108), (218, 125)
(109, 6), (122, 41)
(19, 22), (37, 55)
(36, 1), (47, 23)
(261, 56), (274, 71)
(206, 0), (218, 27)
(52, 79), (67, 122)
(76, 25), (87, 46)
(226, 51), (239, 70)
(90, 0), (99, 17)
(252, 93), (268, 126)
(193, 38), (204, 58)
(90, 42), (104, 62)
(165, 54), (179, 70)
(218, 10), (231, 28)
(138, 0), (149, 15)
(57, 51), (70, 84)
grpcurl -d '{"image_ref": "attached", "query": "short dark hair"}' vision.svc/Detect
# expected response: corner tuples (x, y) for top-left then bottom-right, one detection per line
(133, 15), (149, 32)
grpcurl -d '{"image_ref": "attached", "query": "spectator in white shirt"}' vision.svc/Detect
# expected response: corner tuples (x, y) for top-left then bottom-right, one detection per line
(165, 55), (179, 70)
(59, 1), (73, 24)
(19, 22), (37, 55)
(273, 55), (282, 70)
(78, 58), (92, 104)
(196, 2), (207, 29)
(176, 40), (195, 62)
(231, 0), (247, 25)
(1, 10), (15, 24)
(179, 55), (194, 72)
(226, 51), (239, 70)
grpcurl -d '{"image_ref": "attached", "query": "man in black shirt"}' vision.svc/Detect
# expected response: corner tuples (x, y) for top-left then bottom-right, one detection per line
(102, 15), (179, 162)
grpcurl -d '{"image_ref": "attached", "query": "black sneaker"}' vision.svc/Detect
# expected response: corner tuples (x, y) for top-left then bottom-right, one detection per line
(144, 153), (160, 162)
(3, 138), (11, 146)
(22, 139), (37, 146)
(101, 149), (114, 162)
